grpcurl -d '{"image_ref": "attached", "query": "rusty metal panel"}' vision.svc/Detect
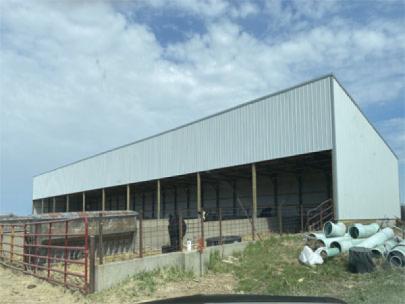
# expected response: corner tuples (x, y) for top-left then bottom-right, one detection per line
(33, 76), (333, 199)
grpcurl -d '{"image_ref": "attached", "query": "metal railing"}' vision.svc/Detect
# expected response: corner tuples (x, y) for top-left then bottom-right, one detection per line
(306, 199), (334, 231)
(0, 217), (89, 293)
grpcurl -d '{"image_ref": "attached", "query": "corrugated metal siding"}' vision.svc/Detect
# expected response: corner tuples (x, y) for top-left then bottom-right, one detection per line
(33, 77), (333, 199)
(332, 79), (400, 219)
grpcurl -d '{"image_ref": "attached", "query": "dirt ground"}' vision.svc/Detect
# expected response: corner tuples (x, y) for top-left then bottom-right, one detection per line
(0, 266), (236, 304)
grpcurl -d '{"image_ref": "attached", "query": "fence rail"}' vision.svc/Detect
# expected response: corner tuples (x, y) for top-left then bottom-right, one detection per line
(0, 217), (89, 293)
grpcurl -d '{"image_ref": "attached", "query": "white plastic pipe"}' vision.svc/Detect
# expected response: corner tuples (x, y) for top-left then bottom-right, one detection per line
(358, 227), (394, 249)
(349, 223), (380, 239)
(371, 239), (398, 257)
(324, 222), (346, 238)
(330, 238), (365, 253)
(320, 247), (340, 258)
(387, 244), (405, 267)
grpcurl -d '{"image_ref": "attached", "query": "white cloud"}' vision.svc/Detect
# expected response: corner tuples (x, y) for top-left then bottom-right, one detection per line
(1, 0), (404, 213)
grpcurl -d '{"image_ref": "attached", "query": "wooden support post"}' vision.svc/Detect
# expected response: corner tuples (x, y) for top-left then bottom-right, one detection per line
(298, 174), (303, 232)
(273, 175), (278, 215)
(10, 225), (14, 262)
(278, 204), (283, 235)
(178, 214), (183, 251)
(89, 236), (95, 293)
(251, 164), (257, 240)
(162, 189), (166, 218)
(157, 180), (161, 220)
(142, 193), (145, 217)
(300, 204), (304, 233)
(232, 180), (237, 217)
(126, 184), (131, 211)
(215, 183), (220, 210)
(52, 197), (56, 213)
(66, 195), (70, 212)
(174, 186), (178, 214)
(82, 192), (86, 212)
(186, 186), (190, 217)
(219, 208), (223, 245)
(132, 212), (137, 254)
(197, 173), (201, 214)
(101, 189), (106, 211)
(139, 212), (143, 258)
(41, 199), (44, 214)
(98, 212), (104, 264)
(151, 190), (155, 218)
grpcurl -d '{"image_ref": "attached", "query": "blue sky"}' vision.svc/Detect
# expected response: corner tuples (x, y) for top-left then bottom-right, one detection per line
(1, 0), (404, 215)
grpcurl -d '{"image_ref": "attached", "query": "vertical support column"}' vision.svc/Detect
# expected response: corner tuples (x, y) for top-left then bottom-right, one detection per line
(126, 185), (131, 211)
(157, 180), (161, 220)
(215, 183), (220, 210)
(41, 199), (44, 214)
(298, 174), (303, 232)
(102, 188), (106, 211)
(52, 197), (56, 213)
(98, 212), (104, 264)
(162, 189), (166, 218)
(251, 164), (257, 240)
(139, 212), (144, 258)
(186, 186), (190, 217)
(66, 195), (70, 212)
(196, 172), (201, 214)
(232, 180), (237, 217)
(151, 190), (155, 218)
(142, 193), (145, 217)
(174, 186), (178, 214)
(82, 192), (86, 212)
(273, 175), (278, 214)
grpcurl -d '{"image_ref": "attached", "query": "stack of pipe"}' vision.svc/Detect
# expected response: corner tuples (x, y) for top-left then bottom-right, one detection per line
(306, 221), (404, 267)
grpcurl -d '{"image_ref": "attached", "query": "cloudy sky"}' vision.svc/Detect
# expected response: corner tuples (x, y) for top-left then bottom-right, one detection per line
(1, 0), (404, 215)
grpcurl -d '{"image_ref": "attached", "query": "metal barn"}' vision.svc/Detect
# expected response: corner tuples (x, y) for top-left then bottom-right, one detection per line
(32, 75), (401, 233)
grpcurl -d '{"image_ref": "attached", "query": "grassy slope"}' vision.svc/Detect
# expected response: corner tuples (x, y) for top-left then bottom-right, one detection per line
(208, 235), (405, 304)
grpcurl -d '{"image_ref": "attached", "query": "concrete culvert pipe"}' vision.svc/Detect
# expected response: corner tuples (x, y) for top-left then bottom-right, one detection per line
(324, 222), (346, 238)
(349, 223), (380, 239)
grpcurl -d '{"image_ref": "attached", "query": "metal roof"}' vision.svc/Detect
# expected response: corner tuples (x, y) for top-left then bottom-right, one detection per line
(33, 75), (335, 199)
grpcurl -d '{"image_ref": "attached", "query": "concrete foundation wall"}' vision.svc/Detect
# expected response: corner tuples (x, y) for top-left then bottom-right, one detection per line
(94, 241), (251, 292)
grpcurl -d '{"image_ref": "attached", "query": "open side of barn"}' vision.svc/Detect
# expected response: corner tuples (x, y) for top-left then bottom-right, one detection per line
(31, 75), (400, 233)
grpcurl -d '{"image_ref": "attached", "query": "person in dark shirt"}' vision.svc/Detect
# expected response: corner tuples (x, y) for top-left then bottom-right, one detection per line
(168, 213), (187, 251)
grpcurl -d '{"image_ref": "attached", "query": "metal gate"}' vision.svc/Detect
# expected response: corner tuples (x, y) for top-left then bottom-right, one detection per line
(0, 216), (89, 293)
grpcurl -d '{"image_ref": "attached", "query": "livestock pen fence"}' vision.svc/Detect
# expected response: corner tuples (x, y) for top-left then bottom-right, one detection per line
(0, 201), (330, 293)
(136, 202), (327, 257)
(0, 217), (89, 293)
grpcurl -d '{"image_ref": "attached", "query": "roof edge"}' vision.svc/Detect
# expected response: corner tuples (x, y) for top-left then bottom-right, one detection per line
(331, 76), (398, 160)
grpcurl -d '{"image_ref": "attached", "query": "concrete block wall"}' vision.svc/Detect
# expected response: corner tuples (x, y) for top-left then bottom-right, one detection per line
(94, 241), (252, 292)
